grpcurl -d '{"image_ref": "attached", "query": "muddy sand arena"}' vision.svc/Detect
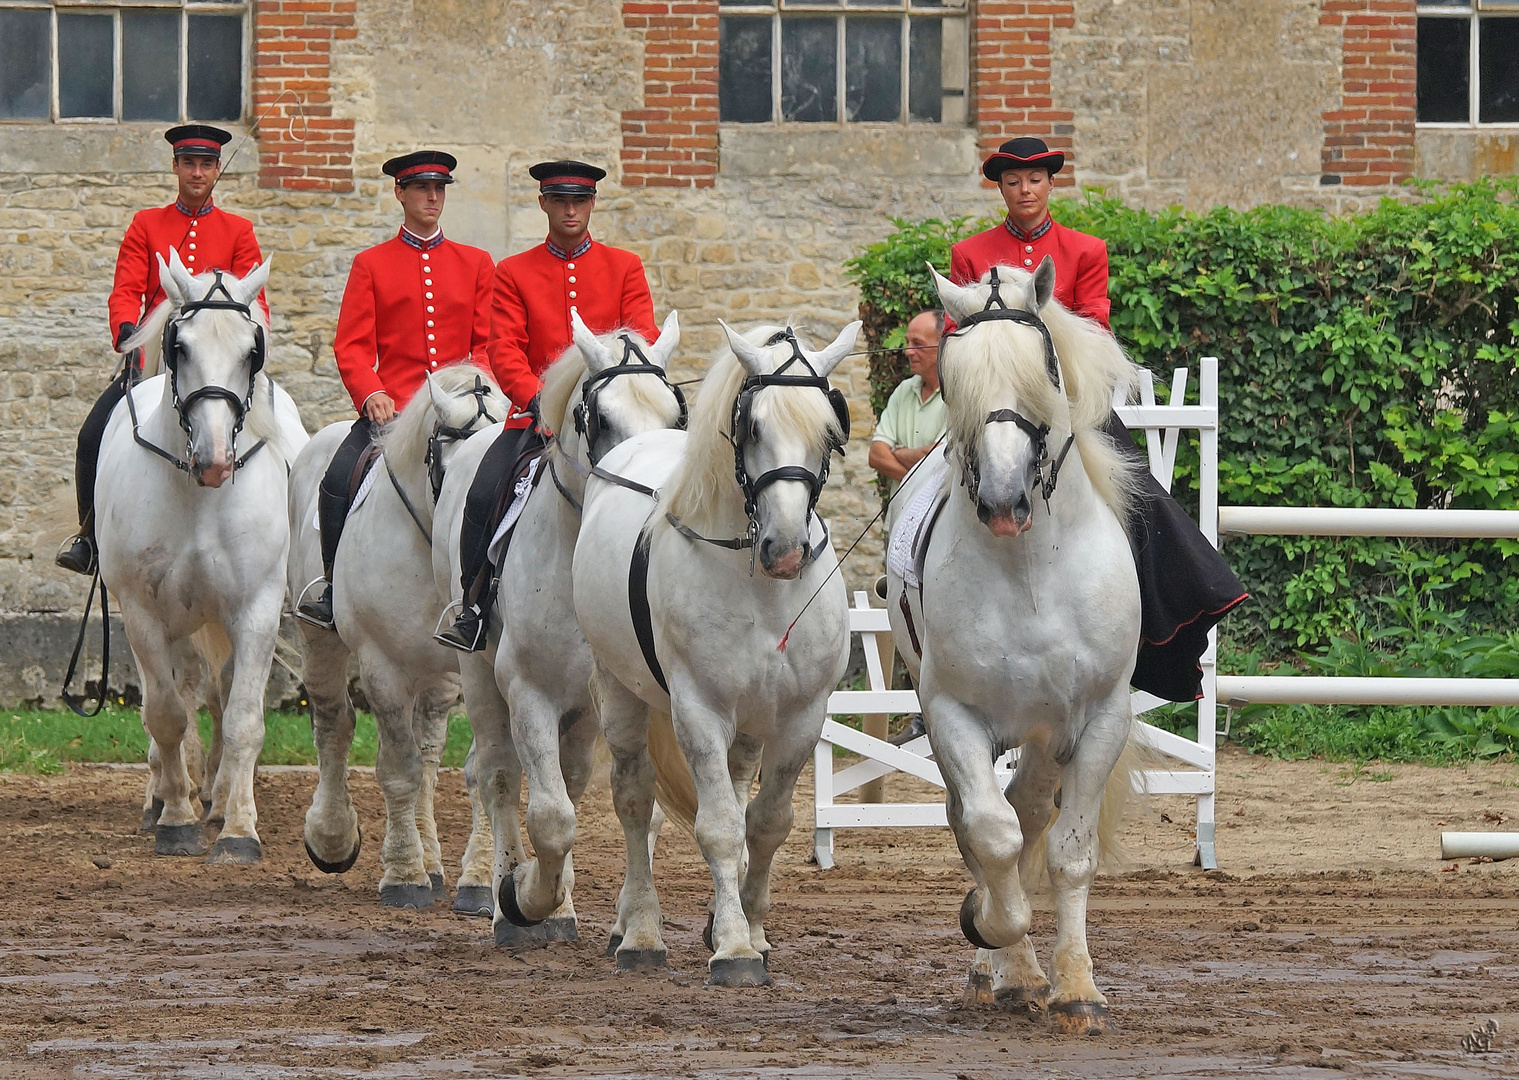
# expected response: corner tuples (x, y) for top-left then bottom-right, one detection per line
(2, 747), (1517, 1079)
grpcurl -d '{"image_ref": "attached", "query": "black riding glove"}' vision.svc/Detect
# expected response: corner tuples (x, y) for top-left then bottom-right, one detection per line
(116, 322), (138, 351)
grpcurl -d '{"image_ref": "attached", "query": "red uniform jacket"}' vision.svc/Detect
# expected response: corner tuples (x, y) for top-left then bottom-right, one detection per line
(333, 230), (496, 412)
(108, 200), (266, 339)
(950, 217), (1111, 330)
(488, 237), (657, 410)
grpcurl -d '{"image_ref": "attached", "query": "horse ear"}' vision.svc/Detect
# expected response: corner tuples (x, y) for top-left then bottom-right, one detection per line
(801, 319), (863, 378)
(649, 310), (680, 369)
(425, 371), (448, 414)
(160, 250), (190, 305)
(720, 320), (769, 376)
(1032, 255), (1056, 310)
(929, 264), (978, 323)
(571, 310), (615, 374)
(235, 256), (273, 308)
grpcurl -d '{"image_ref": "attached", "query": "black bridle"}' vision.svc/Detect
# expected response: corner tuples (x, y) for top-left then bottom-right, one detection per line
(572, 333), (689, 464)
(940, 267), (1074, 514)
(133, 271), (270, 474)
(425, 374), (497, 502)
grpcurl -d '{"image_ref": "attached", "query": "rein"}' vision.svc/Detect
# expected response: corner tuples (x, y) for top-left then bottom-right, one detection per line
(395, 374), (504, 547)
(61, 567), (111, 717)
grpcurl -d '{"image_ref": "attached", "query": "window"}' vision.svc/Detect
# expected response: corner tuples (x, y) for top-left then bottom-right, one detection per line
(719, 0), (967, 125)
(1417, 0), (1519, 124)
(0, 2), (246, 123)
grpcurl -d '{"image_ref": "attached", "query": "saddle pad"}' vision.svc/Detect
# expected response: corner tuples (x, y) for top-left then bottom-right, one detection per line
(345, 456), (382, 520)
(886, 462), (948, 589)
(486, 455), (543, 565)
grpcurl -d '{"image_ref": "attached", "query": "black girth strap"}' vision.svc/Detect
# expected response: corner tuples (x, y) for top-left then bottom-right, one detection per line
(628, 529), (668, 694)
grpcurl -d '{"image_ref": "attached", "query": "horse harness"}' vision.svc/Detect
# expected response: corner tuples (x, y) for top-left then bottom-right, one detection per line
(940, 267), (1075, 516)
(130, 270), (271, 474)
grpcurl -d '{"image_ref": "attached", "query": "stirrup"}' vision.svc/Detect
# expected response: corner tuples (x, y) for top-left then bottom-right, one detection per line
(433, 601), (488, 653)
(56, 533), (98, 577)
(293, 578), (335, 630)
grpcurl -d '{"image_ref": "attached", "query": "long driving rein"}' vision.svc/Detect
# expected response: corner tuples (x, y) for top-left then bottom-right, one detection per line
(940, 267), (1075, 514)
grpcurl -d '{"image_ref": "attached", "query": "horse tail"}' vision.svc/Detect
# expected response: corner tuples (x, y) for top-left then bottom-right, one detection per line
(191, 623), (233, 699)
(646, 707), (699, 837)
(120, 298), (175, 378)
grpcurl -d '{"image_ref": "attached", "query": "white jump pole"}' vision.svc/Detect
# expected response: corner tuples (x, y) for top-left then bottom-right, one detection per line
(1219, 507), (1519, 538)
(1441, 832), (1519, 860)
(1217, 675), (1519, 707)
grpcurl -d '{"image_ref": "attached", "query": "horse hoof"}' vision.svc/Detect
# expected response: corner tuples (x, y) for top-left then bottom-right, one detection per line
(155, 823), (208, 857)
(959, 888), (996, 950)
(1048, 1000), (1111, 1036)
(615, 947), (667, 971)
(605, 933), (623, 958)
(493, 919), (548, 950)
(963, 969), (996, 1007)
(453, 885), (494, 917)
(707, 956), (772, 988)
(140, 798), (164, 834)
(702, 912), (715, 953)
(429, 872), (446, 898)
(996, 984), (1051, 1015)
(205, 836), (262, 865)
(543, 917), (579, 943)
(496, 873), (542, 929)
(304, 827), (362, 874)
(379, 882), (434, 909)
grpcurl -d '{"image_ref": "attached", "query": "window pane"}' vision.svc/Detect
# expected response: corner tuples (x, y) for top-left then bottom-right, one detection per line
(720, 17), (773, 122)
(908, 16), (941, 121)
(1416, 17), (1470, 122)
(189, 15), (242, 121)
(59, 14), (115, 119)
(846, 17), (900, 121)
(123, 10), (180, 122)
(782, 18), (837, 121)
(0, 9), (50, 119)
(1478, 16), (1519, 122)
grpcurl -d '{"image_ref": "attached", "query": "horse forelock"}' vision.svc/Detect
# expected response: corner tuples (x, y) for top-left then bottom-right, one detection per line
(541, 328), (683, 450)
(380, 363), (506, 467)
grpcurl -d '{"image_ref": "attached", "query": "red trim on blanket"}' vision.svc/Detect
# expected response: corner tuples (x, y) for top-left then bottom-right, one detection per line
(1141, 590), (1250, 649)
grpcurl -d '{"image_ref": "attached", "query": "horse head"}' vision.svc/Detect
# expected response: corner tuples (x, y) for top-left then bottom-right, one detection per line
(419, 365), (510, 501)
(717, 319), (859, 579)
(566, 309), (685, 464)
(930, 259), (1069, 537)
(157, 249), (272, 489)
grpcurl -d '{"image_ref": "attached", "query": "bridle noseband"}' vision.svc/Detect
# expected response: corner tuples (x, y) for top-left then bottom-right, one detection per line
(425, 374), (498, 502)
(572, 333), (689, 464)
(940, 267), (1075, 514)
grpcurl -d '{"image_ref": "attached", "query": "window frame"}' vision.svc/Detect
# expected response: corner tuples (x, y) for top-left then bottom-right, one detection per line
(718, 0), (968, 127)
(0, 0), (250, 125)
(1416, 0), (1519, 128)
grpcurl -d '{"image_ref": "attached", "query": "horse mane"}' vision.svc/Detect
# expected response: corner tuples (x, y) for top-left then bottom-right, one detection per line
(538, 345), (587, 436)
(656, 325), (843, 536)
(941, 278), (1141, 517)
(379, 362), (503, 466)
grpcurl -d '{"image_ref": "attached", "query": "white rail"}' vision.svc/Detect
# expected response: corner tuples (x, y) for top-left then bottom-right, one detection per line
(1219, 506), (1519, 538)
(1217, 676), (1519, 707)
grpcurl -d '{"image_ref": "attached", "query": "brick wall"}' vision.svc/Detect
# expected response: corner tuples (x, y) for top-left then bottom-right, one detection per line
(253, 0), (357, 192)
(621, 0), (720, 188)
(974, 0), (1076, 188)
(1319, 0), (1417, 187)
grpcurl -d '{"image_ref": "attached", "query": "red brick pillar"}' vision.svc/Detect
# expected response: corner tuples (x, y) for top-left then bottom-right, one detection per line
(973, 0), (1076, 188)
(253, 0), (357, 192)
(1319, 0), (1417, 187)
(621, 1), (720, 188)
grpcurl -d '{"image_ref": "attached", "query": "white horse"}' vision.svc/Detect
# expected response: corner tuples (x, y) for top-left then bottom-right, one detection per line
(884, 260), (1142, 1034)
(100, 251), (307, 863)
(288, 364), (507, 906)
(572, 320), (858, 986)
(433, 312), (685, 949)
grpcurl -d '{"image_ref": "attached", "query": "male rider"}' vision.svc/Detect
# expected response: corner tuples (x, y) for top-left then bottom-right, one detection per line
(294, 151), (496, 629)
(948, 137), (1247, 703)
(57, 125), (265, 575)
(435, 159), (658, 651)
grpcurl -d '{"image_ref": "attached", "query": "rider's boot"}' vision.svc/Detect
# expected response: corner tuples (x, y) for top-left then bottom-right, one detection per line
(435, 604), (487, 653)
(55, 533), (98, 576)
(295, 581), (335, 630)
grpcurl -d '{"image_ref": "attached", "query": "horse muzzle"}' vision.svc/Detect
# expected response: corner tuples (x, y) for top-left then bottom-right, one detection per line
(978, 490), (1034, 537)
(758, 535), (809, 579)
(191, 451), (235, 488)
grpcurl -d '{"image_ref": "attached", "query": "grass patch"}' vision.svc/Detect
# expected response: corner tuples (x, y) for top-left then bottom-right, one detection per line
(0, 707), (474, 773)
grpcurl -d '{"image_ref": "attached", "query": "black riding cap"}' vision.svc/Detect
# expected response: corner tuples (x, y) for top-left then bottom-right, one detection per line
(165, 124), (232, 159)
(981, 137), (1065, 182)
(530, 160), (606, 195)
(384, 150), (458, 186)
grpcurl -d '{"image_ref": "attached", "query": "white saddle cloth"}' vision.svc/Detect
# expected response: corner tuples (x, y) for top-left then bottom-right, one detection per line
(486, 456), (543, 565)
(886, 461), (948, 589)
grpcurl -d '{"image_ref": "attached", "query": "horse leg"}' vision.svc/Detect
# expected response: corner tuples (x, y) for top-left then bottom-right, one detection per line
(1042, 693), (1130, 1035)
(300, 625), (362, 874)
(363, 665), (433, 907)
(596, 661), (665, 970)
(412, 679), (458, 898)
(700, 732), (761, 944)
(500, 679), (578, 931)
(130, 627), (207, 857)
(205, 612), (279, 865)
(140, 738), (163, 833)
(455, 738), (497, 917)
(927, 693), (1031, 953)
(735, 719), (815, 966)
(199, 659), (225, 818)
(536, 709), (603, 942)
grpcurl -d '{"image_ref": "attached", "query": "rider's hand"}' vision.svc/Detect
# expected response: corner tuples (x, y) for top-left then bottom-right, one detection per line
(116, 322), (138, 351)
(363, 392), (397, 424)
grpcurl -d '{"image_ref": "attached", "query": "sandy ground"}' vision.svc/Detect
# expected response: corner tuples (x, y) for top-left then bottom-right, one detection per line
(2, 746), (1517, 1079)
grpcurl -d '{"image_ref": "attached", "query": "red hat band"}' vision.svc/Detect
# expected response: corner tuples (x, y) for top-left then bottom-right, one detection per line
(397, 162), (452, 181)
(540, 176), (596, 189)
(173, 138), (222, 154)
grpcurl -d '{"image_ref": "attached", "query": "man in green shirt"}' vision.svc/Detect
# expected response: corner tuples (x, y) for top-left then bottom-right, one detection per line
(869, 308), (947, 497)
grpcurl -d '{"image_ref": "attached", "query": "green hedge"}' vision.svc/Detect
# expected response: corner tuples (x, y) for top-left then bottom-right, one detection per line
(845, 180), (1519, 658)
